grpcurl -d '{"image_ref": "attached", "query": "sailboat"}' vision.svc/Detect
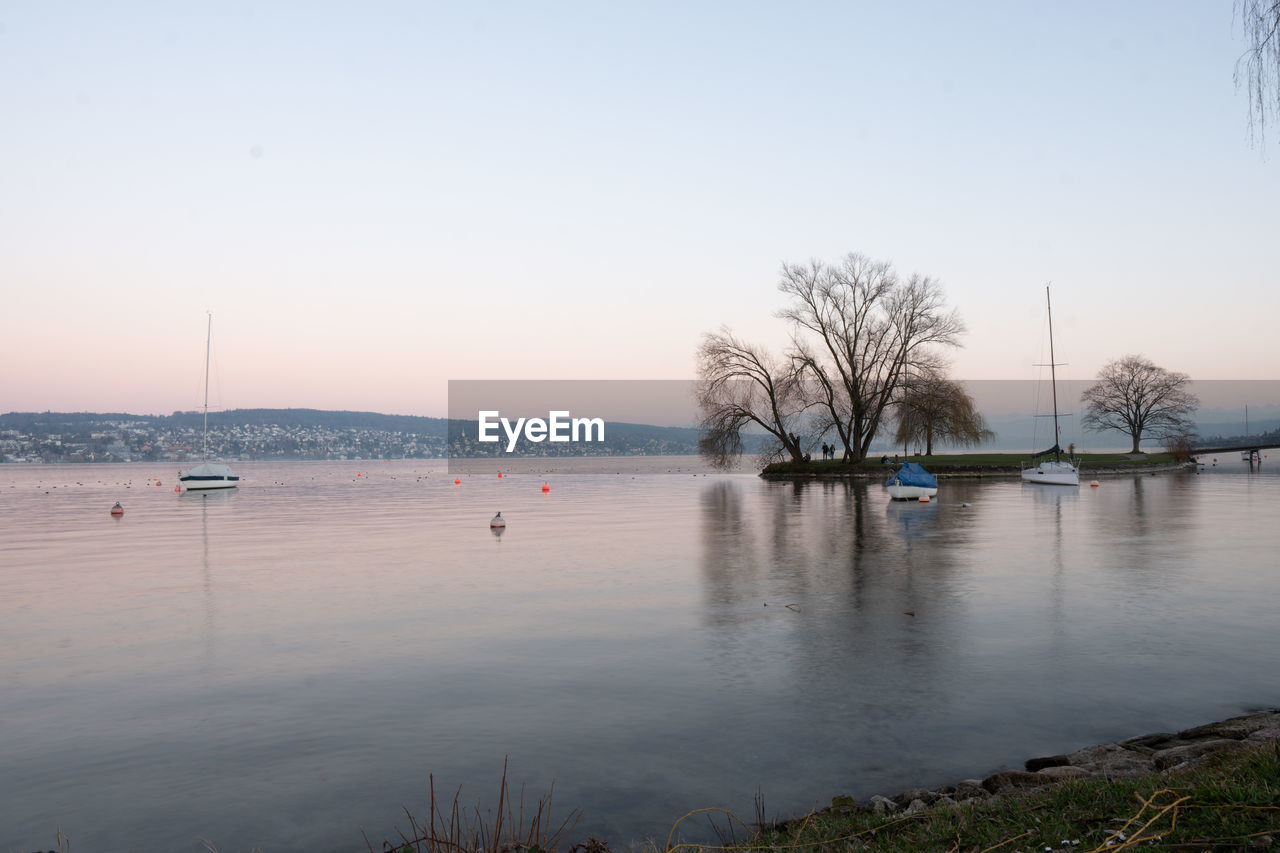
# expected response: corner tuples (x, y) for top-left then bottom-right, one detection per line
(1241, 406), (1258, 462)
(179, 314), (239, 491)
(1021, 285), (1080, 486)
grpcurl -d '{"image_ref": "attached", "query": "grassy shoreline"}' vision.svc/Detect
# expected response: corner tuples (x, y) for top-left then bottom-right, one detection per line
(731, 740), (1280, 853)
(761, 452), (1190, 479)
(374, 713), (1280, 853)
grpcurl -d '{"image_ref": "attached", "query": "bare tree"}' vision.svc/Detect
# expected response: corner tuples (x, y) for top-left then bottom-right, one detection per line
(695, 329), (811, 468)
(778, 253), (965, 462)
(1080, 355), (1200, 453)
(893, 370), (996, 456)
(1236, 0), (1280, 145)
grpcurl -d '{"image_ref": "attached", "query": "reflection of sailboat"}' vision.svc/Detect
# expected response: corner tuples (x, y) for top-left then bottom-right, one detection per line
(1022, 285), (1080, 487)
(180, 314), (239, 491)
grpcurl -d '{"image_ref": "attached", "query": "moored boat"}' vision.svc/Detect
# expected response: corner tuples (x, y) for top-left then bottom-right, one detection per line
(1021, 285), (1079, 487)
(885, 461), (938, 500)
(180, 314), (239, 491)
(179, 461), (239, 490)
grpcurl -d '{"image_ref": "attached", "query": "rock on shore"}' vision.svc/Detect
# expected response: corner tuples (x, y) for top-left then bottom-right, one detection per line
(814, 710), (1280, 819)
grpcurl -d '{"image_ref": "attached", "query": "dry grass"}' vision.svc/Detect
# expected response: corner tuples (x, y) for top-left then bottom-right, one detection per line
(369, 759), (595, 853)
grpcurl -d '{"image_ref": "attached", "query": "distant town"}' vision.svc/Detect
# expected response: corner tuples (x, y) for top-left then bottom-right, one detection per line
(2, 408), (1274, 465)
(0, 409), (705, 464)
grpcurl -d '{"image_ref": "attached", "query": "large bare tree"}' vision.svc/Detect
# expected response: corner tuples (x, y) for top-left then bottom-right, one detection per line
(1080, 355), (1200, 453)
(893, 370), (995, 456)
(695, 329), (811, 468)
(1236, 0), (1280, 145)
(778, 253), (965, 462)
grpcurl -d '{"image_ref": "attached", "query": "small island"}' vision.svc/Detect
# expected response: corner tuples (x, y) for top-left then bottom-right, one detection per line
(760, 451), (1193, 479)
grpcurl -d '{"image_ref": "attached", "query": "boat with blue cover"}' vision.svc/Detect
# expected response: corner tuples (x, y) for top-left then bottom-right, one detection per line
(885, 461), (938, 500)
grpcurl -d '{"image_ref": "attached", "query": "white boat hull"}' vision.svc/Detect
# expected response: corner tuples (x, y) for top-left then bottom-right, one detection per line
(180, 476), (239, 490)
(1021, 461), (1079, 486)
(180, 461), (239, 490)
(886, 484), (938, 500)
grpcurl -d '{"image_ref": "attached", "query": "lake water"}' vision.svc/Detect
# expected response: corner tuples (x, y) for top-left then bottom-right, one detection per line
(2, 456), (1278, 852)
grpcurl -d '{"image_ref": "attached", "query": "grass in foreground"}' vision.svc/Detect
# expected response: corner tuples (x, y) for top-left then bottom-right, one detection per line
(375, 743), (1280, 853)
(671, 742), (1280, 853)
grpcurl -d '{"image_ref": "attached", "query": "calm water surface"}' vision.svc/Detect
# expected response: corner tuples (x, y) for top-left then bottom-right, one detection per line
(2, 457), (1278, 852)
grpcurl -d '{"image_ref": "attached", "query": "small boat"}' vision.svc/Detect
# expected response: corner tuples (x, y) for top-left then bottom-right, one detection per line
(180, 314), (239, 491)
(180, 460), (239, 490)
(885, 461), (938, 500)
(1022, 285), (1079, 487)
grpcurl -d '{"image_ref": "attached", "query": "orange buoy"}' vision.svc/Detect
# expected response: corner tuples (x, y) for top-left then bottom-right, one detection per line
(1090, 480), (1100, 487)
(109, 502), (124, 516)
(541, 483), (550, 492)
(918, 495), (930, 503)
(174, 485), (181, 493)
(454, 478), (461, 485)
(497, 472), (503, 478)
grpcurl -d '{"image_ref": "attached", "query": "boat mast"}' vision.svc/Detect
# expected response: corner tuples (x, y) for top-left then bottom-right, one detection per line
(1046, 285), (1061, 462)
(202, 312), (211, 459)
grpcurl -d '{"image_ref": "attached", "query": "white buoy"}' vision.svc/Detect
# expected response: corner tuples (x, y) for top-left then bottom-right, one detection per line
(490, 511), (506, 528)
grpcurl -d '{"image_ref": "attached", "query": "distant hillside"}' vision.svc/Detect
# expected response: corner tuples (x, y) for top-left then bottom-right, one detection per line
(0, 409), (711, 459)
(0, 408), (451, 434)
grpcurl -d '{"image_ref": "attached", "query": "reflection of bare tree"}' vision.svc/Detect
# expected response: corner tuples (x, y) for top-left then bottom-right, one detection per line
(699, 481), (757, 614)
(1086, 472), (1197, 586)
(697, 477), (967, 727)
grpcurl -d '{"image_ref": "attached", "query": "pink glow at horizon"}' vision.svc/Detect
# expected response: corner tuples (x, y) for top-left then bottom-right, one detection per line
(3, 4), (1277, 418)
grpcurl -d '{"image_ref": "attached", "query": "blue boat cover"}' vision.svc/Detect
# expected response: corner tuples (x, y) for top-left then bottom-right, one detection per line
(885, 461), (938, 488)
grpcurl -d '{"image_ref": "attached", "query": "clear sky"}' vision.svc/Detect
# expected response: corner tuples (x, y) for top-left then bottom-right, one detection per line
(2, 2), (1276, 417)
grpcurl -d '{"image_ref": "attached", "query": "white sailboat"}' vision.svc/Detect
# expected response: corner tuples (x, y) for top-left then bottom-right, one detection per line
(1022, 285), (1080, 487)
(1241, 406), (1258, 462)
(180, 314), (239, 491)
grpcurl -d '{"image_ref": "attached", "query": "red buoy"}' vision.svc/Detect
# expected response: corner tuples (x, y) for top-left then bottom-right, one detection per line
(541, 483), (550, 492)
(109, 502), (124, 516)
(1090, 480), (1100, 488)
(454, 478), (461, 485)
(497, 472), (503, 478)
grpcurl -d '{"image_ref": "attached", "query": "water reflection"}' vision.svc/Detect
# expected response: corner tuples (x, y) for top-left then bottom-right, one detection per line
(180, 488), (236, 673)
(697, 478), (966, 745)
(3, 461), (1278, 853)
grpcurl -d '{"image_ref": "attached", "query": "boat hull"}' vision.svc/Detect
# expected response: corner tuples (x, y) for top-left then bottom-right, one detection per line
(1021, 461), (1080, 486)
(886, 484), (938, 500)
(180, 475), (239, 490)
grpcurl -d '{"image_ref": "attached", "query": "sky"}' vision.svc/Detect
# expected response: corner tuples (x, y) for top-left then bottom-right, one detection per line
(2, 2), (1277, 418)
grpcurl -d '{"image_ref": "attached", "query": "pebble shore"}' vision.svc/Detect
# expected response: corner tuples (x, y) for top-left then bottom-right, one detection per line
(807, 710), (1280, 822)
